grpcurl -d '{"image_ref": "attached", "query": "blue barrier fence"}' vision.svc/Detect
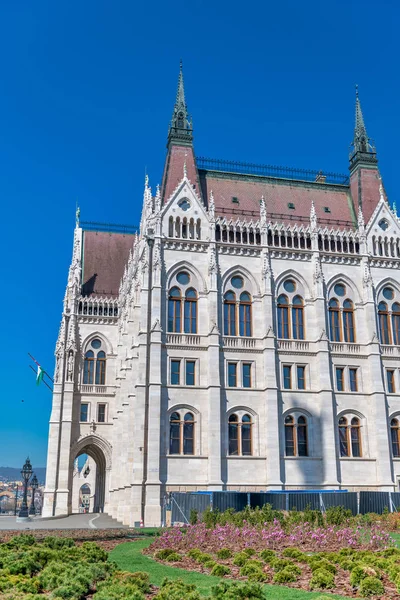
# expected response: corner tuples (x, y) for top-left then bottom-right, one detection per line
(170, 490), (398, 524)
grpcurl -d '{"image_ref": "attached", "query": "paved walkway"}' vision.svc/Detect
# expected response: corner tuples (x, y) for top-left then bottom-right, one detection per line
(0, 512), (127, 530)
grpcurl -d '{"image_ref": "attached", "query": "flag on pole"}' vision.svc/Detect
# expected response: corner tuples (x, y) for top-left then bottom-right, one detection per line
(36, 365), (45, 386)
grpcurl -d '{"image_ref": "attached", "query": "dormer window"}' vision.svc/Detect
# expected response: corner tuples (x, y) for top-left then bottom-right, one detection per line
(178, 198), (190, 211)
(379, 219), (389, 231)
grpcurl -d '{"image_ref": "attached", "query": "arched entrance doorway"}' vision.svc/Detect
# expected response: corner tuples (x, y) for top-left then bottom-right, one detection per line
(70, 435), (111, 513)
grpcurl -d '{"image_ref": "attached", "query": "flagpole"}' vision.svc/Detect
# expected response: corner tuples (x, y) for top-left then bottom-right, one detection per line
(28, 365), (53, 392)
(28, 353), (54, 383)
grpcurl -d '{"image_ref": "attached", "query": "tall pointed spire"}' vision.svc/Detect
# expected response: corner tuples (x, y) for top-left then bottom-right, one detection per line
(349, 85), (377, 171)
(168, 61), (193, 147)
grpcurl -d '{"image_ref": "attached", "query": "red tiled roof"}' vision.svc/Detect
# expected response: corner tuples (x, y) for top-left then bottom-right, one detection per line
(82, 231), (134, 297)
(161, 144), (201, 203)
(350, 167), (385, 224)
(199, 172), (356, 228)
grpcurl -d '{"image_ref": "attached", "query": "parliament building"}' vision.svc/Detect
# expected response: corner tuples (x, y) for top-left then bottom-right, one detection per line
(43, 66), (400, 526)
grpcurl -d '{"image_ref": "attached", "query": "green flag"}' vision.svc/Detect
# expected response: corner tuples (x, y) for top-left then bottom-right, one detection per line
(36, 365), (44, 386)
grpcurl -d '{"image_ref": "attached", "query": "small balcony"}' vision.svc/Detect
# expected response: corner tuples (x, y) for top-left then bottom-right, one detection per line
(79, 385), (116, 396)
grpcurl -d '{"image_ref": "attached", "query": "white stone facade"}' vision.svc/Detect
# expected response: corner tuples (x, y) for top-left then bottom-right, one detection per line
(42, 74), (400, 526)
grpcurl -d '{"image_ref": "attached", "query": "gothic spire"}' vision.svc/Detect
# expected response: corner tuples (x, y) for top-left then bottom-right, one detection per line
(168, 61), (193, 146)
(349, 86), (377, 171)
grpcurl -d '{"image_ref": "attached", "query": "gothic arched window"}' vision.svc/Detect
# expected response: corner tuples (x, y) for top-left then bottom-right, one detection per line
(391, 418), (400, 458)
(329, 299), (341, 341)
(277, 279), (305, 340)
(167, 272), (198, 334)
(83, 339), (106, 385)
(169, 411), (195, 455)
(338, 415), (362, 457)
(343, 299), (355, 343)
(168, 287), (181, 333)
(224, 291), (237, 336)
(328, 284), (356, 343)
(83, 351), (95, 384)
(284, 414), (308, 456)
(184, 288), (197, 333)
(239, 292), (252, 337)
(228, 413), (253, 456)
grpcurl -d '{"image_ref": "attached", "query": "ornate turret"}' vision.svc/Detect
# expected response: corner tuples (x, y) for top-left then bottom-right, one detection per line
(168, 61), (193, 147)
(349, 86), (377, 172)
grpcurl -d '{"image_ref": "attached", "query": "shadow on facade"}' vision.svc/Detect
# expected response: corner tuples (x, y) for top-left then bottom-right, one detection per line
(71, 443), (107, 513)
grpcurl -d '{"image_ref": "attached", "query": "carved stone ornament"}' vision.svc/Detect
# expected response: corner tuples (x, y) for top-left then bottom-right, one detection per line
(66, 350), (74, 382)
(208, 245), (217, 275)
(208, 191), (215, 220)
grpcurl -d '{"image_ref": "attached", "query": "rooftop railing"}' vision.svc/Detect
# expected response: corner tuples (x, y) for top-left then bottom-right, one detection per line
(197, 156), (350, 185)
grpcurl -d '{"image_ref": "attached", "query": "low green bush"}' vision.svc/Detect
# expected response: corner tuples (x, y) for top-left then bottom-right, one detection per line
(211, 580), (265, 599)
(187, 548), (202, 560)
(154, 577), (201, 600)
(154, 548), (176, 560)
(309, 568), (335, 590)
(42, 536), (75, 550)
(281, 547), (305, 560)
(196, 552), (214, 565)
(350, 565), (380, 587)
(270, 558), (293, 572)
(358, 576), (385, 597)
(216, 548), (233, 559)
(96, 582), (145, 600)
(239, 560), (267, 582)
(189, 508), (199, 525)
(211, 564), (231, 576)
(273, 565), (301, 583)
(243, 547), (256, 557)
(233, 551), (249, 567)
(204, 559), (217, 569)
(309, 558), (337, 575)
(259, 549), (276, 563)
(164, 552), (182, 562)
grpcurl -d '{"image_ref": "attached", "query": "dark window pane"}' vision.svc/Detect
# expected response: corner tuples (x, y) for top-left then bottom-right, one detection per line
(170, 421), (180, 454)
(183, 422), (194, 455)
(242, 363), (251, 388)
(186, 361), (195, 385)
(285, 422), (295, 456)
(297, 366), (305, 390)
(339, 425), (349, 456)
(387, 370), (395, 393)
(349, 368), (358, 392)
(283, 365), (291, 389)
(241, 423), (252, 456)
(297, 422), (308, 456)
(351, 425), (361, 457)
(393, 314), (400, 345)
(228, 422), (238, 455)
(228, 363), (237, 387)
(391, 425), (400, 458)
(171, 360), (180, 385)
(97, 404), (106, 423)
(336, 368), (344, 391)
(80, 404), (88, 422)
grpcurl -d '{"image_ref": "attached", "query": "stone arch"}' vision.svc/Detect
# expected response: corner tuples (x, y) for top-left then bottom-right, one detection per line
(325, 273), (362, 304)
(375, 277), (400, 298)
(222, 265), (260, 296)
(81, 332), (114, 356)
(70, 435), (112, 513)
(274, 269), (312, 299)
(166, 260), (207, 293)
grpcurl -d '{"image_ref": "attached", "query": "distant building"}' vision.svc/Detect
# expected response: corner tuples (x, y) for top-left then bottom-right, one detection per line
(43, 66), (400, 526)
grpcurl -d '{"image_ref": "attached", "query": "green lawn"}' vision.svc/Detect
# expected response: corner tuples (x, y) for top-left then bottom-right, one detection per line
(110, 539), (345, 598)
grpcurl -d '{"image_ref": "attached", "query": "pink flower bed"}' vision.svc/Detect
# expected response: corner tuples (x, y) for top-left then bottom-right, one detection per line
(150, 520), (393, 553)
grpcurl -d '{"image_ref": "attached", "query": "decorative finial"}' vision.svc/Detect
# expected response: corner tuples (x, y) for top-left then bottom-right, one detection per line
(393, 201), (397, 217)
(379, 182), (384, 202)
(355, 83), (358, 97)
(208, 190), (215, 220)
(310, 200), (317, 230)
(75, 205), (80, 227)
(350, 85), (376, 164)
(357, 204), (365, 230)
(155, 184), (161, 212)
(260, 195), (266, 224)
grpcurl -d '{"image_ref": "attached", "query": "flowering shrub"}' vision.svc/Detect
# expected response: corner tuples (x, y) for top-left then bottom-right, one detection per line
(149, 519), (393, 555)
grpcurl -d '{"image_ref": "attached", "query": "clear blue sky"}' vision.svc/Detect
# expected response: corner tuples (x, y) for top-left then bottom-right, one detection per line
(0, 1), (397, 468)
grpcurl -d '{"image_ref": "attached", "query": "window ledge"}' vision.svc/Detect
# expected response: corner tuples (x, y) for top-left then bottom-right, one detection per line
(284, 456), (322, 460)
(339, 457), (375, 461)
(226, 455), (265, 459)
(165, 455), (207, 459)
